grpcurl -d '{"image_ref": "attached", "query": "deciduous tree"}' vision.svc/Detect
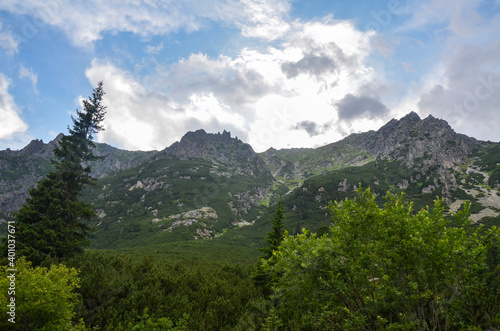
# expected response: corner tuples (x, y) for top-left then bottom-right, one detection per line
(263, 187), (500, 330)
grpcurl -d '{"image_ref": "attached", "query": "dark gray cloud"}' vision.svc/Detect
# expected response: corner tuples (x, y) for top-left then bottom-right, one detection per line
(281, 54), (337, 79)
(197, 68), (273, 106)
(281, 41), (355, 80)
(292, 120), (332, 137)
(335, 94), (389, 120)
(417, 41), (500, 141)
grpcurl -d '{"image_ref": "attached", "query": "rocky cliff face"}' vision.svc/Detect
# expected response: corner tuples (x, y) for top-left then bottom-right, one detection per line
(260, 112), (481, 199)
(0, 135), (61, 214)
(359, 112), (479, 198)
(155, 129), (270, 177)
(362, 112), (478, 167)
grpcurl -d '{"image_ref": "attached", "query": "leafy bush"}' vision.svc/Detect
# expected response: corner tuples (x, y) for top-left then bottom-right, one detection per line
(0, 258), (84, 330)
(263, 187), (500, 330)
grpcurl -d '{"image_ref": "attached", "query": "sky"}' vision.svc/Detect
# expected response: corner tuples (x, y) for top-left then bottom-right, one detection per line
(0, 0), (499, 152)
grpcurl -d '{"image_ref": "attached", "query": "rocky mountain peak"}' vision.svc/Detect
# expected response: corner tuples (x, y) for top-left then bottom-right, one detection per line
(156, 129), (267, 176)
(355, 112), (479, 199)
(16, 133), (65, 159)
(178, 129), (237, 146)
(19, 139), (45, 155)
(376, 111), (420, 137)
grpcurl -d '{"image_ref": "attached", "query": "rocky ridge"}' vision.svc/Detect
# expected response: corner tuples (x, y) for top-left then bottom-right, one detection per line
(155, 129), (269, 177)
(1, 113), (499, 240)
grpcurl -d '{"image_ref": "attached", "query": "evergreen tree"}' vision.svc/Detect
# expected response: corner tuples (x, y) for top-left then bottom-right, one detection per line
(252, 198), (286, 293)
(261, 198), (285, 260)
(8, 82), (106, 265)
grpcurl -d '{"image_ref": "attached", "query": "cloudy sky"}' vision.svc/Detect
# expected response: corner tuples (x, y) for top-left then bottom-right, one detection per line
(0, 0), (499, 152)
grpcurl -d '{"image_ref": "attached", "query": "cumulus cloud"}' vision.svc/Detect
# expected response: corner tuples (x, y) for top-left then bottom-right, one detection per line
(0, 73), (29, 146)
(292, 120), (332, 137)
(86, 59), (249, 151)
(83, 15), (381, 152)
(165, 53), (282, 110)
(282, 53), (337, 79)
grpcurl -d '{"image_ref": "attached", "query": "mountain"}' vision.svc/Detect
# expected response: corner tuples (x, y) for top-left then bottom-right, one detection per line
(84, 130), (274, 248)
(0, 137), (155, 217)
(1, 113), (499, 249)
(155, 129), (270, 177)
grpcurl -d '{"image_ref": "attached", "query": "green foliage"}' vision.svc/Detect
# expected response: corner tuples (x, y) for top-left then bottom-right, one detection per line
(0, 257), (84, 330)
(489, 167), (500, 188)
(83, 154), (271, 249)
(123, 308), (188, 330)
(263, 187), (500, 330)
(279, 159), (438, 234)
(261, 198), (286, 260)
(65, 251), (267, 330)
(253, 198), (286, 293)
(471, 143), (500, 172)
(5, 82), (106, 265)
(0, 154), (52, 182)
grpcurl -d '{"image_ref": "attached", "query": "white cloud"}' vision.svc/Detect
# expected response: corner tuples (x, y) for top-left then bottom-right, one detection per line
(85, 16), (385, 152)
(86, 59), (250, 151)
(0, 22), (19, 55)
(145, 42), (163, 54)
(0, 73), (29, 148)
(18, 64), (38, 94)
(238, 0), (291, 40)
(0, 0), (294, 47)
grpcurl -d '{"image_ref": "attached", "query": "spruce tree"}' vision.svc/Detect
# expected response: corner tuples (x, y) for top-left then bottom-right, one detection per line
(261, 198), (285, 260)
(10, 82), (106, 265)
(252, 197), (285, 293)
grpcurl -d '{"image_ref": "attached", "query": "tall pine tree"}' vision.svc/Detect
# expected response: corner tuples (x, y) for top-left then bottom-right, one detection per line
(11, 82), (106, 265)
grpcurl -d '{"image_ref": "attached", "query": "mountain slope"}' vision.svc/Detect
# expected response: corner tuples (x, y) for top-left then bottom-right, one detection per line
(85, 130), (273, 248)
(1, 113), (499, 250)
(0, 136), (155, 218)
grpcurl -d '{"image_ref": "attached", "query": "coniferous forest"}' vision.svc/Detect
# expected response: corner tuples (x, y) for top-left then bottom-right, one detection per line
(1, 83), (499, 330)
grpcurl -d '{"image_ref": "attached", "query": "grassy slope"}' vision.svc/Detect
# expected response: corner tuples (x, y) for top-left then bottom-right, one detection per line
(84, 141), (500, 265)
(85, 157), (271, 255)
